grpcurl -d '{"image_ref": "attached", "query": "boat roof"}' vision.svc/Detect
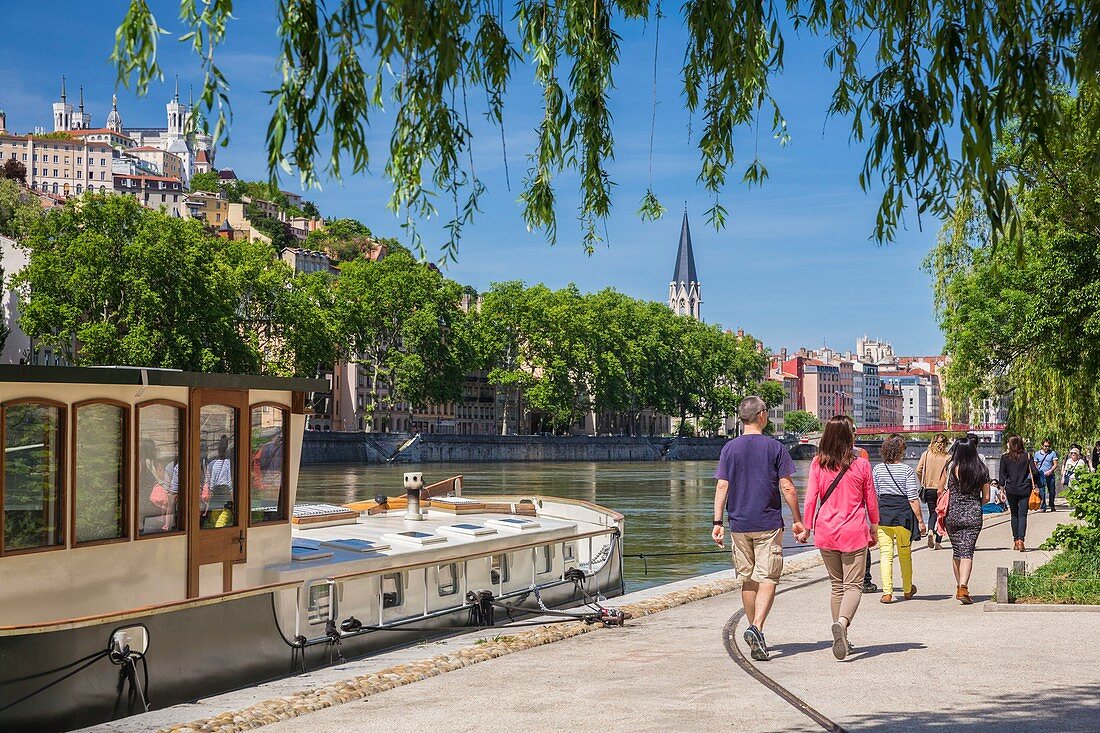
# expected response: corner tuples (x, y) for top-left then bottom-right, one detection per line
(272, 504), (596, 580)
(0, 364), (327, 392)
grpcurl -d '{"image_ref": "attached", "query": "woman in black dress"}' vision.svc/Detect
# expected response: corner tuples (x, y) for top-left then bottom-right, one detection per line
(944, 437), (990, 604)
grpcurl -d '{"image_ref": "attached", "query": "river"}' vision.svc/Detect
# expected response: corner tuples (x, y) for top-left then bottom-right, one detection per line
(299, 459), (864, 591)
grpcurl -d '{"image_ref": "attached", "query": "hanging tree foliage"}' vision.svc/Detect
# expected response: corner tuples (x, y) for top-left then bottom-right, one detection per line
(111, 1), (1100, 258)
(927, 89), (1100, 445)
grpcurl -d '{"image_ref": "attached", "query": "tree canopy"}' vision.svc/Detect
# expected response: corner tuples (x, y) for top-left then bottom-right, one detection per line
(113, 1), (1100, 258)
(928, 89), (1100, 445)
(13, 193), (328, 375)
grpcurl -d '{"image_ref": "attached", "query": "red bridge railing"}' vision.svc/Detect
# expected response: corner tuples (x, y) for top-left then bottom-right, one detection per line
(854, 424), (1005, 436)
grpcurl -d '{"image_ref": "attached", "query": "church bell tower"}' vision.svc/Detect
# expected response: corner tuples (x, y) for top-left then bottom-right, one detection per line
(668, 210), (702, 320)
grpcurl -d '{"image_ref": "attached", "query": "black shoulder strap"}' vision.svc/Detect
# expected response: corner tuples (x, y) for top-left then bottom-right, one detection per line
(821, 462), (852, 506)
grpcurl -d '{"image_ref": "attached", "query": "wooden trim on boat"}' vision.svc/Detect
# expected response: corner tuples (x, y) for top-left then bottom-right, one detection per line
(70, 399), (132, 546)
(0, 580), (302, 637)
(328, 526), (620, 583)
(247, 402), (291, 526)
(133, 399), (189, 541)
(0, 398), (69, 556)
(489, 494), (626, 523)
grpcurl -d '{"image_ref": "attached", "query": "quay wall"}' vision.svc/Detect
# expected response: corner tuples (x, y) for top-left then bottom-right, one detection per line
(301, 433), (737, 464)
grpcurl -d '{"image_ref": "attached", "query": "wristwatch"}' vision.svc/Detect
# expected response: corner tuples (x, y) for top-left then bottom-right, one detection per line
(712, 519), (723, 526)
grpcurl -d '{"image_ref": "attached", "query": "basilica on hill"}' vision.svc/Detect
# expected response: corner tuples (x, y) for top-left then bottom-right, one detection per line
(47, 76), (215, 186)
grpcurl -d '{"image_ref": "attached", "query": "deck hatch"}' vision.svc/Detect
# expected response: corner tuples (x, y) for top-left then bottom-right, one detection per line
(382, 530), (448, 546)
(438, 523), (497, 538)
(320, 538), (391, 553)
(486, 517), (541, 531)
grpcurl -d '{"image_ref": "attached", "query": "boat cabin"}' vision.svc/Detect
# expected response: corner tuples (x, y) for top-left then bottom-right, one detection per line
(0, 365), (323, 625)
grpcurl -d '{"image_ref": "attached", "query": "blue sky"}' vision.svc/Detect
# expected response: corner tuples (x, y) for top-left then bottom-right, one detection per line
(0, 3), (943, 356)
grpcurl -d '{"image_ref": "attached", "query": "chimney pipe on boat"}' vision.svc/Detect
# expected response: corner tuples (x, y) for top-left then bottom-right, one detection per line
(403, 472), (424, 520)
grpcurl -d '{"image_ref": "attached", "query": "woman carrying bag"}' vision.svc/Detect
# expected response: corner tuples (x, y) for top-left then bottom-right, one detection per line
(916, 434), (950, 550)
(803, 416), (879, 661)
(1000, 435), (1041, 550)
(872, 434), (925, 603)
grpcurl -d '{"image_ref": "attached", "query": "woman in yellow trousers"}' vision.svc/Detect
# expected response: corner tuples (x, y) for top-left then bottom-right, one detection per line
(871, 435), (927, 603)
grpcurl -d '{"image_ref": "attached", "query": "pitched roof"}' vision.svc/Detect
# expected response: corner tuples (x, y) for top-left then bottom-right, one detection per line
(68, 128), (132, 139)
(671, 210), (698, 285)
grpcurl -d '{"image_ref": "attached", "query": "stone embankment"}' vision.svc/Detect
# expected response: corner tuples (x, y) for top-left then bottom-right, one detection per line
(302, 432), (735, 464)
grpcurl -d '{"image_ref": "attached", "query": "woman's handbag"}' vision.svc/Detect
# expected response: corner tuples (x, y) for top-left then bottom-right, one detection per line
(1027, 463), (1042, 511)
(935, 486), (950, 537)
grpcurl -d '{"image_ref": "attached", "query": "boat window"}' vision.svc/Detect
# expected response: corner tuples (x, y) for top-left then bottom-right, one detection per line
(3, 402), (64, 552)
(490, 554), (510, 585)
(538, 545), (553, 575)
(563, 542), (576, 562)
(382, 572), (403, 608)
(199, 405), (237, 529)
(136, 403), (183, 536)
(307, 582), (331, 624)
(249, 405), (287, 524)
(74, 402), (128, 544)
(438, 563), (458, 596)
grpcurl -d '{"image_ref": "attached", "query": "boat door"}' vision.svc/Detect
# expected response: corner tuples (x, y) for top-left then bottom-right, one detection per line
(187, 389), (249, 597)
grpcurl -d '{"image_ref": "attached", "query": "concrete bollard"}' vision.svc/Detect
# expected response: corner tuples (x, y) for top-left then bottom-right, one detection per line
(1012, 560), (1026, 576)
(996, 566), (1009, 604)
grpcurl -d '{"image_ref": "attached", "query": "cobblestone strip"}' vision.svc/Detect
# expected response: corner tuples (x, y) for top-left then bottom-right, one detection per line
(159, 553), (822, 733)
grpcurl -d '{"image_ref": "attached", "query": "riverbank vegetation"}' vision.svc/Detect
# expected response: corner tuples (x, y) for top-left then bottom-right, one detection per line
(8, 193), (769, 434)
(927, 90), (1100, 446)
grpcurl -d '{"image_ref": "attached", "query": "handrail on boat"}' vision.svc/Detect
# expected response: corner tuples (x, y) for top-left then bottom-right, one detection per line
(0, 580), (301, 637)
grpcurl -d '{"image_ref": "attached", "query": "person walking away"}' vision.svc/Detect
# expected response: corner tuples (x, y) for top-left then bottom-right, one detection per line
(841, 417), (879, 595)
(943, 439), (990, 603)
(999, 435), (1037, 552)
(803, 415), (879, 660)
(872, 434), (925, 603)
(916, 434), (951, 550)
(1062, 444), (1088, 491)
(712, 396), (806, 662)
(1090, 440), (1100, 472)
(1033, 440), (1059, 512)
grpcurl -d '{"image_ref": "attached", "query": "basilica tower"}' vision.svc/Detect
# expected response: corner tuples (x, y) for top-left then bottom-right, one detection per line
(668, 211), (701, 320)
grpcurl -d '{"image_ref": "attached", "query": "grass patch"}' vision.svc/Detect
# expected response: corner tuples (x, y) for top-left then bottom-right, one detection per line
(1009, 549), (1100, 604)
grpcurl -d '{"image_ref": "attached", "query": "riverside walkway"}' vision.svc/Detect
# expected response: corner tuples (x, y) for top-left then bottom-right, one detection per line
(93, 505), (1100, 733)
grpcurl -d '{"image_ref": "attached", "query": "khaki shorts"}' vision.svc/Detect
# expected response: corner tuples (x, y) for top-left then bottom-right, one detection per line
(731, 528), (784, 584)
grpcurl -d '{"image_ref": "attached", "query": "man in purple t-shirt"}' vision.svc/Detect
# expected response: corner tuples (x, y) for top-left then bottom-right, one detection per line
(711, 395), (806, 661)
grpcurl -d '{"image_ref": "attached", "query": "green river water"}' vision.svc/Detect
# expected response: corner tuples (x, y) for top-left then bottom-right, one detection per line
(298, 460), (831, 591)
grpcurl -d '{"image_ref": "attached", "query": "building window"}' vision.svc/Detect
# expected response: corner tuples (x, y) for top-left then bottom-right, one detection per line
(52, 183), (58, 194)
(136, 402), (184, 536)
(250, 404), (288, 524)
(437, 563), (459, 596)
(2, 402), (65, 553)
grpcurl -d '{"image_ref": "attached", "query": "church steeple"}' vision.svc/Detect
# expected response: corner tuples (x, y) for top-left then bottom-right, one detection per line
(668, 210), (702, 320)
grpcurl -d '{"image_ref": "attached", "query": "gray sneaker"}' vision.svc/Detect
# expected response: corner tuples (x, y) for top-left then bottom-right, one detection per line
(743, 624), (770, 661)
(831, 621), (849, 661)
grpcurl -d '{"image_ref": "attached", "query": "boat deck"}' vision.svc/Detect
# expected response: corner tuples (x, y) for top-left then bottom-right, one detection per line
(266, 499), (597, 583)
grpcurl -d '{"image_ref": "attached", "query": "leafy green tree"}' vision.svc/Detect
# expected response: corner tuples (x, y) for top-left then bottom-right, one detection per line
(14, 193), (335, 376)
(0, 179), (41, 239)
(928, 89), (1100, 445)
(245, 203), (294, 249)
(302, 200), (320, 218)
(470, 281), (538, 434)
(114, 2), (1100, 256)
(334, 252), (468, 429)
(784, 410), (821, 435)
(189, 170), (220, 192)
(14, 194), (252, 371)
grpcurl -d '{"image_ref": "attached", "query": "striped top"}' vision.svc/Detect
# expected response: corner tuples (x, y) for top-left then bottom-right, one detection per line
(872, 462), (920, 501)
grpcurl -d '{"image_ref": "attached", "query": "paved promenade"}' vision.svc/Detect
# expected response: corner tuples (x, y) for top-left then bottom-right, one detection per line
(95, 504), (1100, 733)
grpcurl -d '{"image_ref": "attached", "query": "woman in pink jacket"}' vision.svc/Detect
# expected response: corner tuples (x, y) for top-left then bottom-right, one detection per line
(803, 415), (880, 661)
